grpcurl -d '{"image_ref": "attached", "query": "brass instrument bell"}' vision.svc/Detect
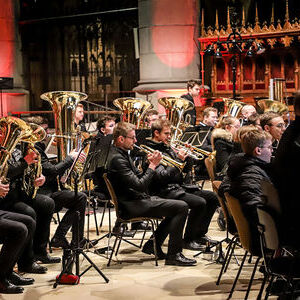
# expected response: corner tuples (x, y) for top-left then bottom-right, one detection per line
(113, 97), (153, 129)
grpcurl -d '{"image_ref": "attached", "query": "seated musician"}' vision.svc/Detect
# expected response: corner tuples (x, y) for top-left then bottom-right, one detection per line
(260, 111), (286, 158)
(28, 117), (90, 250)
(219, 129), (275, 255)
(197, 107), (218, 152)
(0, 182), (36, 294)
(74, 103), (87, 132)
(144, 109), (159, 128)
(107, 122), (197, 266)
(0, 139), (50, 273)
(211, 115), (240, 179)
(240, 104), (257, 126)
(144, 119), (219, 250)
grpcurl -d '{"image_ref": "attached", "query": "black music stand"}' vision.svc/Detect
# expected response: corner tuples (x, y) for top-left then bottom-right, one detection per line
(54, 172), (109, 288)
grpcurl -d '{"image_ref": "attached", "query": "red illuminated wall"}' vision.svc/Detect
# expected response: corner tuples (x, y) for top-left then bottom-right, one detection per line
(152, 0), (196, 68)
(0, 0), (14, 77)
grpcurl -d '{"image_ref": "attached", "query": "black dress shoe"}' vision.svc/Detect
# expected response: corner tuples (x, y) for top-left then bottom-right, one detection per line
(142, 240), (166, 260)
(198, 235), (218, 246)
(0, 279), (24, 294)
(9, 271), (34, 286)
(35, 253), (61, 264)
(165, 253), (197, 266)
(131, 222), (152, 231)
(50, 236), (70, 249)
(18, 262), (48, 274)
(183, 240), (204, 251)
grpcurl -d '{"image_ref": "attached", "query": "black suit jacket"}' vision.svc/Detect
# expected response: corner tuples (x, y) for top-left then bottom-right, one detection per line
(181, 93), (196, 126)
(107, 145), (156, 218)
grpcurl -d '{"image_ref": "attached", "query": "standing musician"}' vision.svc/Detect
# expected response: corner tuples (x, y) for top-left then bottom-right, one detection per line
(107, 122), (197, 266)
(144, 119), (219, 250)
(181, 79), (202, 126)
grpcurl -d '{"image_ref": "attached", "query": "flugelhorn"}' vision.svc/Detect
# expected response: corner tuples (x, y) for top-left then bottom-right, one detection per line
(170, 140), (204, 160)
(134, 144), (186, 172)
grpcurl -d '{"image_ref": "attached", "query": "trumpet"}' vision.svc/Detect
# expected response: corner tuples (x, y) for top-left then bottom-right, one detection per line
(170, 140), (204, 160)
(172, 140), (216, 160)
(134, 144), (186, 172)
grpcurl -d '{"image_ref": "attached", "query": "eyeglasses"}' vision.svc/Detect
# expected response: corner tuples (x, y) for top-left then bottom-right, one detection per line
(125, 135), (137, 140)
(269, 123), (286, 129)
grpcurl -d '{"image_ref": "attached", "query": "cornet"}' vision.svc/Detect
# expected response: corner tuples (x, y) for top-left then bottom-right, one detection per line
(134, 144), (186, 172)
(172, 140), (216, 160)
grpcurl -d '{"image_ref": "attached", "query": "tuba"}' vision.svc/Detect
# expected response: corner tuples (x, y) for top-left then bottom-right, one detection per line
(0, 117), (34, 184)
(41, 91), (89, 191)
(113, 97), (153, 129)
(21, 123), (47, 199)
(257, 78), (289, 114)
(158, 97), (194, 142)
(223, 98), (246, 117)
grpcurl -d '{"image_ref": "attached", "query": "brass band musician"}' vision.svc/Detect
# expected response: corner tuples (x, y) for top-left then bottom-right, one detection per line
(143, 119), (219, 250)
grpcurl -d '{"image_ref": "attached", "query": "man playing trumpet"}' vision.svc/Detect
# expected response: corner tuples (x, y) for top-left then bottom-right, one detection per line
(107, 122), (196, 266)
(143, 119), (219, 250)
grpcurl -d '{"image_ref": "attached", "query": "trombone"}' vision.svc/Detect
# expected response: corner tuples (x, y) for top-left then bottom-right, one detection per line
(134, 144), (186, 172)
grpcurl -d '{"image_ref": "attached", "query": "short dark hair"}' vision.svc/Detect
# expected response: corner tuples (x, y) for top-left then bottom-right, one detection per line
(247, 112), (261, 126)
(151, 119), (171, 137)
(260, 112), (281, 129)
(113, 122), (135, 141)
(187, 79), (201, 90)
(97, 115), (116, 131)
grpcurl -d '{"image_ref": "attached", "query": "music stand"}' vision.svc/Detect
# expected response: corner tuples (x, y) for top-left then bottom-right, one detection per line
(54, 171), (109, 288)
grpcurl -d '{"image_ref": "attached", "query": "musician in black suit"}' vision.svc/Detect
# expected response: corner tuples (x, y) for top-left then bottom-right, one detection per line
(74, 103), (87, 132)
(144, 119), (219, 250)
(107, 122), (196, 266)
(181, 79), (202, 126)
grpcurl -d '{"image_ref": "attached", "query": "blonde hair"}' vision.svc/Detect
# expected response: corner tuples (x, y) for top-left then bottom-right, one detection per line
(215, 115), (238, 129)
(234, 125), (258, 143)
(241, 130), (272, 155)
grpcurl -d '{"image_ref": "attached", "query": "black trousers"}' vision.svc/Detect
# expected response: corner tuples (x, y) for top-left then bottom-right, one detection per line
(166, 189), (218, 241)
(0, 210), (36, 278)
(122, 197), (188, 256)
(51, 190), (87, 242)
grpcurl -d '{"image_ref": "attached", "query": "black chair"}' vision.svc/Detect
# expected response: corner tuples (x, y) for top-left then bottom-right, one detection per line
(103, 173), (160, 267)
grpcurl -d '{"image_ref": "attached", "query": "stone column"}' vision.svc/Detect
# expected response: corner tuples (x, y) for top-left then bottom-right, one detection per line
(0, 0), (28, 117)
(134, 0), (200, 110)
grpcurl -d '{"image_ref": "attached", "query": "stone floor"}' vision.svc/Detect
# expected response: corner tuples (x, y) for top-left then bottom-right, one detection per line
(1, 181), (276, 300)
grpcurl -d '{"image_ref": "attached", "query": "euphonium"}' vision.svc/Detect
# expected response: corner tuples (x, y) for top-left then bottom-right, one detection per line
(0, 117), (34, 184)
(21, 123), (46, 199)
(223, 98), (246, 117)
(41, 91), (89, 191)
(134, 144), (186, 172)
(113, 97), (153, 129)
(158, 97), (194, 141)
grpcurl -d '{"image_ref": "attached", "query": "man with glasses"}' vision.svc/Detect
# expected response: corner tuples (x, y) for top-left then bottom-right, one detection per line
(260, 111), (286, 158)
(107, 122), (197, 266)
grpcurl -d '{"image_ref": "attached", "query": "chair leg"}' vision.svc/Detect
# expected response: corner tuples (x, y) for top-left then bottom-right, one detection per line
(138, 221), (148, 248)
(149, 220), (158, 266)
(216, 235), (237, 285)
(99, 201), (108, 228)
(264, 275), (274, 300)
(244, 257), (260, 300)
(115, 225), (126, 256)
(228, 250), (248, 299)
(107, 232), (119, 267)
(93, 202), (99, 236)
(224, 237), (238, 273)
(257, 273), (269, 300)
